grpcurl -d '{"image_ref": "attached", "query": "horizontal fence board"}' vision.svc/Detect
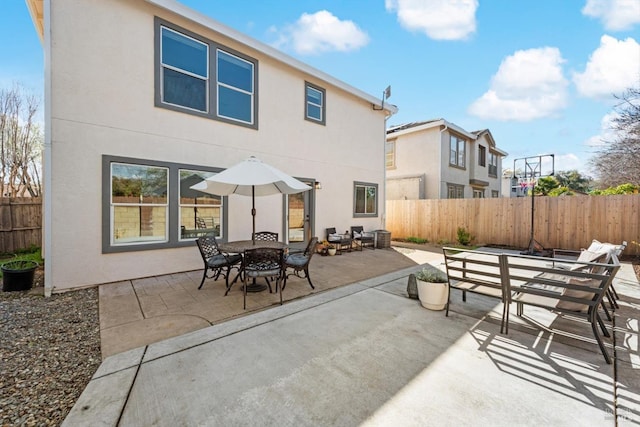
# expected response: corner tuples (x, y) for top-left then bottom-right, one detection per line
(386, 195), (640, 256)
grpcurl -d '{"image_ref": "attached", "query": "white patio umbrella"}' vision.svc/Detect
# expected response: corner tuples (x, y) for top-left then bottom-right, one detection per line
(190, 156), (311, 242)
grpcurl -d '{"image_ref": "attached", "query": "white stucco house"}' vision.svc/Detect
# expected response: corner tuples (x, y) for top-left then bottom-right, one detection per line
(26, 0), (395, 295)
(385, 119), (507, 200)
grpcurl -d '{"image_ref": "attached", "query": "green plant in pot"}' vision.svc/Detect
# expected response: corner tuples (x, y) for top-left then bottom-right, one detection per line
(415, 267), (449, 310)
(1, 260), (39, 292)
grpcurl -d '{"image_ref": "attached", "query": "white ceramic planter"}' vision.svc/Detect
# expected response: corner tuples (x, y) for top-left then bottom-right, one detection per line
(327, 248), (337, 256)
(417, 280), (449, 310)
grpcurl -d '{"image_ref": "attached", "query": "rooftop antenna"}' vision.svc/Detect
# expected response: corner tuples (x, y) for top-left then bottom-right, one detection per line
(373, 85), (391, 110)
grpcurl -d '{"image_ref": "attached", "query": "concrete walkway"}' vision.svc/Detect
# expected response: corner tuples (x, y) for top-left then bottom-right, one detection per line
(64, 247), (639, 426)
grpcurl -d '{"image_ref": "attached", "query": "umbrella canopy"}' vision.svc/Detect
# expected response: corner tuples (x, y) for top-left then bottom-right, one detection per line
(190, 156), (311, 241)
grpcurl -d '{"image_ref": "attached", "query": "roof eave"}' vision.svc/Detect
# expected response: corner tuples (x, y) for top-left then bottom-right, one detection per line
(145, 0), (396, 114)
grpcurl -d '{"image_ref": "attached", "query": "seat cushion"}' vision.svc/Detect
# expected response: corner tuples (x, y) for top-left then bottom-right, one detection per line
(207, 254), (239, 268)
(245, 268), (281, 278)
(285, 254), (309, 267)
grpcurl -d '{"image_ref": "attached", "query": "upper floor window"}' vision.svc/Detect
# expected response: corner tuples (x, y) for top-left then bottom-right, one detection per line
(354, 182), (378, 217)
(478, 145), (486, 167)
(489, 152), (498, 177)
(160, 27), (208, 112)
(305, 82), (325, 125)
(155, 18), (258, 129)
(385, 140), (396, 168)
(450, 135), (466, 168)
(217, 50), (254, 124)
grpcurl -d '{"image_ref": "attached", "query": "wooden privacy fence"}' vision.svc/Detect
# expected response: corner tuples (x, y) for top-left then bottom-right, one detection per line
(0, 198), (42, 253)
(386, 194), (640, 256)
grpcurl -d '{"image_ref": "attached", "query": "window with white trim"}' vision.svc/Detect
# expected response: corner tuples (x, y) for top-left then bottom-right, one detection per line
(450, 135), (466, 168)
(489, 152), (498, 177)
(305, 82), (325, 124)
(447, 184), (464, 199)
(354, 182), (378, 216)
(110, 163), (169, 245)
(385, 140), (396, 168)
(155, 18), (258, 128)
(179, 169), (222, 240)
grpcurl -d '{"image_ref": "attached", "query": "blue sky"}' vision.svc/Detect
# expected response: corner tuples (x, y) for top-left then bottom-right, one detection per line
(2, 0), (639, 177)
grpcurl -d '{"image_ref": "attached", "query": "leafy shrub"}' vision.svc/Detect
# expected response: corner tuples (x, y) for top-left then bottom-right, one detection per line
(406, 236), (428, 244)
(456, 227), (474, 246)
(415, 268), (448, 282)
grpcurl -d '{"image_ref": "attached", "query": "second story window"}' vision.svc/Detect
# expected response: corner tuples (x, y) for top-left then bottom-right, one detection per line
(155, 18), (258, 129)
(305, 82), (326, 125)
(489, 152), (498, 177)
(160, 27), (209, 112)
(386, 140), (396, 168)
(217, 50), (254, 124)
(478, 145), (486, 167)
(450, 135), (466, 168)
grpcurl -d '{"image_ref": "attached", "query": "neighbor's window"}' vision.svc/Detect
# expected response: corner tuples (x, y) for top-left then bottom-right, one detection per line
(217, 49), (254, 124)
(473, 189), (485, 198)
(111, 163), (169, 245)
(489, 152), (498, 177)
(478, 145), (486, 167)
(447, 184), (464, 199)
(305, 82), (325, 124)
(354, 182), (378, 216)
(450, 135), (466, 168)
(491, 190), (500, 198)
(160, 26), (208, 112)
(179, 169), (223, 240)
(385, 140), (396, 168)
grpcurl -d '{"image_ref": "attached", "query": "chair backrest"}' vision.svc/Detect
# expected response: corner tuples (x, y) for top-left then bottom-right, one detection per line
(196, 234), (222, 260)
(253, 231), (279, 242)
(351, 226), (364, 238)
(326, 228), (337, 239)
(244, 248), (284, 273)
(304, 236), (319, 256)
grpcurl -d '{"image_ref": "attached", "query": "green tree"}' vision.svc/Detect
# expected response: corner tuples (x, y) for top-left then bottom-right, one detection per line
(554, 170), (591, 193)
(590, 183), (639, 195)
(533, 176), (559, 196)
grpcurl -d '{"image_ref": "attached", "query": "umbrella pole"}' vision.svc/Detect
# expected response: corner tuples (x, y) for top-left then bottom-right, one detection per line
(252, 185), (256, 244)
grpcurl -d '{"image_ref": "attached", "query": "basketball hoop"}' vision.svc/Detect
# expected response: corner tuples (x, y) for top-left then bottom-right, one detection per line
(518, 177), (537, 190)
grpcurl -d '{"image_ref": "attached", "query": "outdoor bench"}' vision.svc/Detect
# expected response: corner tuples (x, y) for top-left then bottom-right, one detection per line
(442, 247), (621, 364)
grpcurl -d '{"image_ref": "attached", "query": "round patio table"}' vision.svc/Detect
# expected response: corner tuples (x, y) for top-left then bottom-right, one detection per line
(218, 240), (287, 292)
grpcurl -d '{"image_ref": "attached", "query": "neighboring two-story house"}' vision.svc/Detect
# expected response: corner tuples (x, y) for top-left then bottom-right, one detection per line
(26, 0), (395, 295)
(385, 119), (507, 200)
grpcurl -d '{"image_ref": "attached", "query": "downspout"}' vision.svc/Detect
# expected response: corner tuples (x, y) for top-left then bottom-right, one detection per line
(439, 121), (449, 199)
(382, 108), (397, 231)
(43, 0), (53, 297)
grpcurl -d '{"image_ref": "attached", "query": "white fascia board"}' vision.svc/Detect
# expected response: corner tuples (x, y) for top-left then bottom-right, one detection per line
(146, 0), (397, 115)
(386, 120), (446, 139)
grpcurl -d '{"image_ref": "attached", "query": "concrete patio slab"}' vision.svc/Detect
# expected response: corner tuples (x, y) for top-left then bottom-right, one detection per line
(63, 245), (639, 426)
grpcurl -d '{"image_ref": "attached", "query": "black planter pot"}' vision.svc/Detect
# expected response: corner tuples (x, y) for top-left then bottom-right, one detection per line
(1, 260), (38, 292)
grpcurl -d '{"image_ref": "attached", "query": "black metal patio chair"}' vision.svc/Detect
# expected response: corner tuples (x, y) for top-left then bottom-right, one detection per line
(242, 248), (285, 309)
(351, 226), (375, 250)
(196, 234), (243, 293)
(326, 227), (352, 254)
(283, 236), (318, 290)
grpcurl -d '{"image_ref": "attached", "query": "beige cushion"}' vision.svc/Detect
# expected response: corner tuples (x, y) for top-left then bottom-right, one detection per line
(556, 276), (600, 312)
(569, 250), (607, 271)
(586, 239), (624, 260)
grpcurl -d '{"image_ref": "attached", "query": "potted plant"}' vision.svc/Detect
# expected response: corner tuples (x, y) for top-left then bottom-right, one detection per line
(415, 267), (449, 310)
(316, 240), (336, 256)
(1, 259), (39, 292)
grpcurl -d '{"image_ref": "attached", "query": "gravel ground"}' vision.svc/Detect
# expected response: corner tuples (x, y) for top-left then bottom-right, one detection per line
(0, 268), (101, 427)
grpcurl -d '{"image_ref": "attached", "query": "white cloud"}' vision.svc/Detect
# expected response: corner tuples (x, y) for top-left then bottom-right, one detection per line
(554, 153), (585, 172)
(271, 10), (369, 55)
(585, 112), (618, 147)
(582, 0), (640, 31)
(385, 0), (478, 40)
(572, 35), (640, 100)
(468, 47), (569, 121)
